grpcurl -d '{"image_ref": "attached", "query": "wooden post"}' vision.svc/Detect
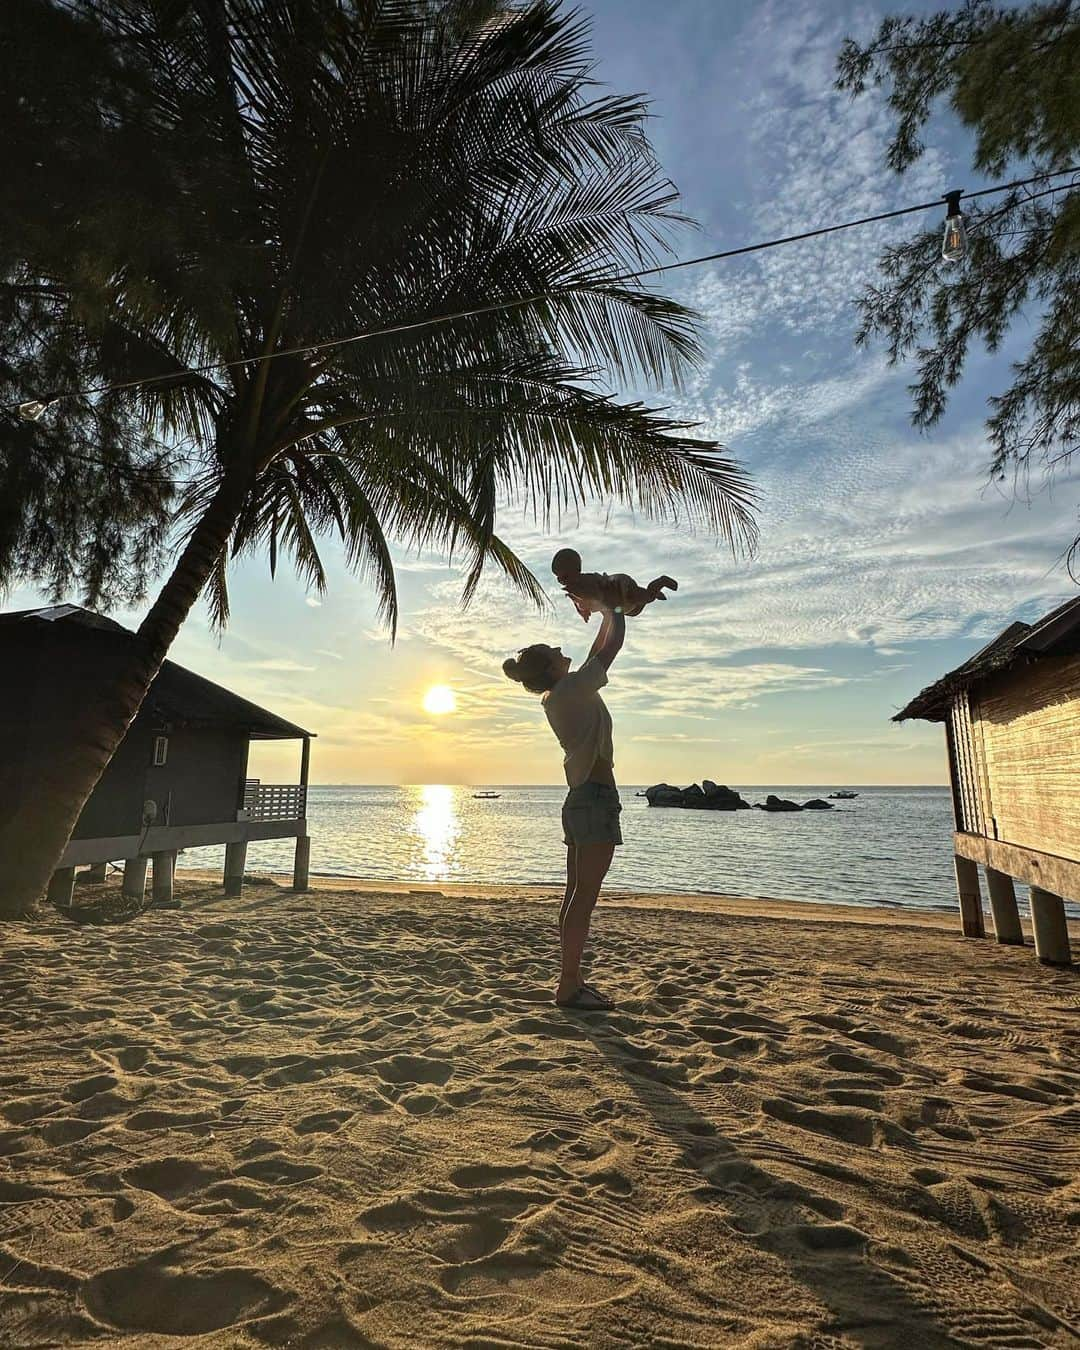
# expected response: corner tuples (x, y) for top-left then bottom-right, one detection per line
(224, 840), (247, 897)
(299, 736), (311, 808)
(953, 855), (985, 938)
(122, 856), (148, 902)
(236, 736), (251, 816)
(293, 835), (311, 893)
(985, 867), (1023, 945)
(151, 850), (179, 909)
(293, 734), (312, 892)
(47, 866), (76, 909)
(1029, 886), (1072, 967)
(84, 862), (108, 885)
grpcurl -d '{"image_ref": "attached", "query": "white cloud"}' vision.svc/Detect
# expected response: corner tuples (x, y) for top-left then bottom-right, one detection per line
(247, 658), (317, 673)
(362, 625), (412, 643)
(703, 0), (948, 342)
(305, 596), (322, 608)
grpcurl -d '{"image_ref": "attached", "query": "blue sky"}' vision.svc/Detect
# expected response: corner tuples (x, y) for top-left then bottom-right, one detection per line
(11, 0), (1079, 785)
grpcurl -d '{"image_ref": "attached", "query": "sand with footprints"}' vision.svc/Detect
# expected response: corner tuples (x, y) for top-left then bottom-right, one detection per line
(1, 876), (1078, 1347)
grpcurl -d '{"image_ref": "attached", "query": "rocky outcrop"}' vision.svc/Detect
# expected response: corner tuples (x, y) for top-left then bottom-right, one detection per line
(754, 794), (803, 812)
(644, 782), (752, 810)
(645, 786), (835, 813)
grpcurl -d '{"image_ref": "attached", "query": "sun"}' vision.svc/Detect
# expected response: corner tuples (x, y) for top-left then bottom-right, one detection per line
(423, 684), (457, 715)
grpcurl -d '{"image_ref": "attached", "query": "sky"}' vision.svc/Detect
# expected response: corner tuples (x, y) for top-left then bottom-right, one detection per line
(10, 0), (1080, 785)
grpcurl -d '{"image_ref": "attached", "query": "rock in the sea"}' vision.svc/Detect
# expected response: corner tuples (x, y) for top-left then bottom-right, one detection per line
(644, 782), (752, 810)
(802, 798), (834, 810)
(701, 781), (752, 810)
(755, 794), (803, 812)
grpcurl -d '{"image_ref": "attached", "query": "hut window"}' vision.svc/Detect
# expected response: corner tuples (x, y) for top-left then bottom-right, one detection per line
(152, 735), (169, 766)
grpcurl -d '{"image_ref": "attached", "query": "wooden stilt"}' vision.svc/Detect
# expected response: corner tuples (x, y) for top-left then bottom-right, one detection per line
(1029, 887), (1072, 967)
(122, 856), (148, 902)
(151, 850), (179, 909)
(292, 835), (311, 893)
(985, 867), (1023, 945)
(224, 841), (247, 897)
(953, 855), (985, 938)
(47, 866), (76, 909)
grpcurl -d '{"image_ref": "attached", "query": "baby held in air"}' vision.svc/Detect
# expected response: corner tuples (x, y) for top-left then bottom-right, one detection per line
(552, 547), (678, 621)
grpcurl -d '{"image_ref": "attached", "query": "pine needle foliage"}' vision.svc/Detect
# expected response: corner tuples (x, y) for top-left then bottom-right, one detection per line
(836, 0), (1080, 570)
(0, 0), (180, 605)
(3, 0), (756, 628)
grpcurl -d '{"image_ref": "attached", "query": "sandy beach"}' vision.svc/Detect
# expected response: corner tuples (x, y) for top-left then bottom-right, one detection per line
(2, 877), (1078, 1348)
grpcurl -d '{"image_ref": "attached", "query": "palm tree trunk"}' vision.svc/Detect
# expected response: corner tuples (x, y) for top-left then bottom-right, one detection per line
(0, 471), (251, 917)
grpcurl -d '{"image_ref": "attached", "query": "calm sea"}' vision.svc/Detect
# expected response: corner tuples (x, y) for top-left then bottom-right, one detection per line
(184, 785), (978, 914)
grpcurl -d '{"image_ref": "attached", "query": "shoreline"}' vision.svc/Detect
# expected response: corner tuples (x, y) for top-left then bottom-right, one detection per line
(174, 866), (1064, 936)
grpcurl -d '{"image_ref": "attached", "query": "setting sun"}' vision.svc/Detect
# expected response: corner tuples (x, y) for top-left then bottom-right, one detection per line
(422, 684), (457, 715)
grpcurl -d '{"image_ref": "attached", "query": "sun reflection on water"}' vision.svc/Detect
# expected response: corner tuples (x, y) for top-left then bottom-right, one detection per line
(410, 784), (461, 881)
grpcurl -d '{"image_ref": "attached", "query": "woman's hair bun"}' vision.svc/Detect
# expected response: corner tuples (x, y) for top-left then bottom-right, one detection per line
(502, 657), (521, 681)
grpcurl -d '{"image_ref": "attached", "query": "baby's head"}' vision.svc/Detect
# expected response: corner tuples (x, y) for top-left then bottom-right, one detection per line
(551, 547), (582, 585)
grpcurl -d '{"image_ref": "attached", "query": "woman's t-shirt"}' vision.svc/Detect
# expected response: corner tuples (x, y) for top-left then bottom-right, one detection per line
(542, 656), (614, 788)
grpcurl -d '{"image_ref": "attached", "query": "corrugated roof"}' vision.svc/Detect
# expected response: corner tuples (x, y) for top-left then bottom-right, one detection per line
(2, 606), (313, 740)
(895, 595), (1080, 722)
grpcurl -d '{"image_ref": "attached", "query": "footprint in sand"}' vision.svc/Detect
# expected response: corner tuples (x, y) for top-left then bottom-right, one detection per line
(847, 1027), (912, 1058)
(41, 1118), (105, 1146)
(433, 1215), (513, 1264)
(123, 1157), (220, 1202)
(83, 1261), (286, 1336)
(824, 1051), (904, 1084)
(62, 1073), (118, 1104)
(293, 1109), (354, 1135)
(236, 1157), (325, 1186)
(375, 1054), (453, 1086)
(761, 1097), (876, 1146)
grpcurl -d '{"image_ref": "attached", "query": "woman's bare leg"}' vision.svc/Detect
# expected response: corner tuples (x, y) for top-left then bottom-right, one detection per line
(557, 841), (615, 1000)
(559, 846), (577, 930)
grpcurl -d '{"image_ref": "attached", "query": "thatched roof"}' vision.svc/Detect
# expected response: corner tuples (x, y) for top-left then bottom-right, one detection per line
(1, 605), (313, 740)
(894, 595), (1080, 722)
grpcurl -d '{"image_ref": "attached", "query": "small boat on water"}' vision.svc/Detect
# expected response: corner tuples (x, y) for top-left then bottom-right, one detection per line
(472, 791), (501, 799)
(828, 790), (858, 799)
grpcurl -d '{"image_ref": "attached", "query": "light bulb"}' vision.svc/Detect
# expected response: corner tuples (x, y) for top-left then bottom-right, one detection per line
(941, 189), (967, 264)
(17, 399), (52, 422)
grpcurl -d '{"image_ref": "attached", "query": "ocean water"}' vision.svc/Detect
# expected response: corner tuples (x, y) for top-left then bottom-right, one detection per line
(185, 784), (974, 913)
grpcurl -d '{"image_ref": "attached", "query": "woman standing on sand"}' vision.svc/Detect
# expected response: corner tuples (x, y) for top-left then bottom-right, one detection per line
(502, 606), (625, 1011)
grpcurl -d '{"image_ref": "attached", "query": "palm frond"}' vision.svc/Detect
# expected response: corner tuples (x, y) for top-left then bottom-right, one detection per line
(17, 0), (755, 629)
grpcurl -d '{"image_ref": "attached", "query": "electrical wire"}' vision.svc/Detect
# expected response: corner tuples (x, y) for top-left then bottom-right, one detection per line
(4, 165), (1078, 419)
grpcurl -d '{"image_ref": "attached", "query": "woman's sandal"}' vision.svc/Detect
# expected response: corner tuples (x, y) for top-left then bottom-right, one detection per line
(556, 984), (615, 1011)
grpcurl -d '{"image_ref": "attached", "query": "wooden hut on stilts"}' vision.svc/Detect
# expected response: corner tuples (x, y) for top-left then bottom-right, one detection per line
(1, 606), (314, 913)
(895, 596), (1080, 967)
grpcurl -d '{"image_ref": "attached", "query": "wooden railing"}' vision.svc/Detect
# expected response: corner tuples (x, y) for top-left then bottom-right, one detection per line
(241, 780), (307, 822)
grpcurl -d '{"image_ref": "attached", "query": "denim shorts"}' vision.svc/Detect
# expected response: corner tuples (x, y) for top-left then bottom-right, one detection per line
(562, 781), (623, 848)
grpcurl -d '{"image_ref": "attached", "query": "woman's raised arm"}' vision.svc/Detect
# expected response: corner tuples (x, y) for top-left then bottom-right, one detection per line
(588, 606), (626, 670)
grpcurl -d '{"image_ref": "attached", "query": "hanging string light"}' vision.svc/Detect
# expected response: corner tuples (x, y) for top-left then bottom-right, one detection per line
(17, 399), (54, 422)
(5, 166), (1077, 426)
(941, 189), (968, 264)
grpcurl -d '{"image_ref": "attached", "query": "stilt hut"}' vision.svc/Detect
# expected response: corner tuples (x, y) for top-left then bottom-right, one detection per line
(0, 605), (315, 910)
(895, 595), (1080, 967)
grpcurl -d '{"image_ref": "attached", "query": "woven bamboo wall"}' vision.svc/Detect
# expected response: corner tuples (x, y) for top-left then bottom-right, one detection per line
(969, 653), (1080, 862)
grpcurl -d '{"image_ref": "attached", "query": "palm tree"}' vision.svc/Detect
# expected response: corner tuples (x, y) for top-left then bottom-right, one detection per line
(0, 0), (755, 917)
